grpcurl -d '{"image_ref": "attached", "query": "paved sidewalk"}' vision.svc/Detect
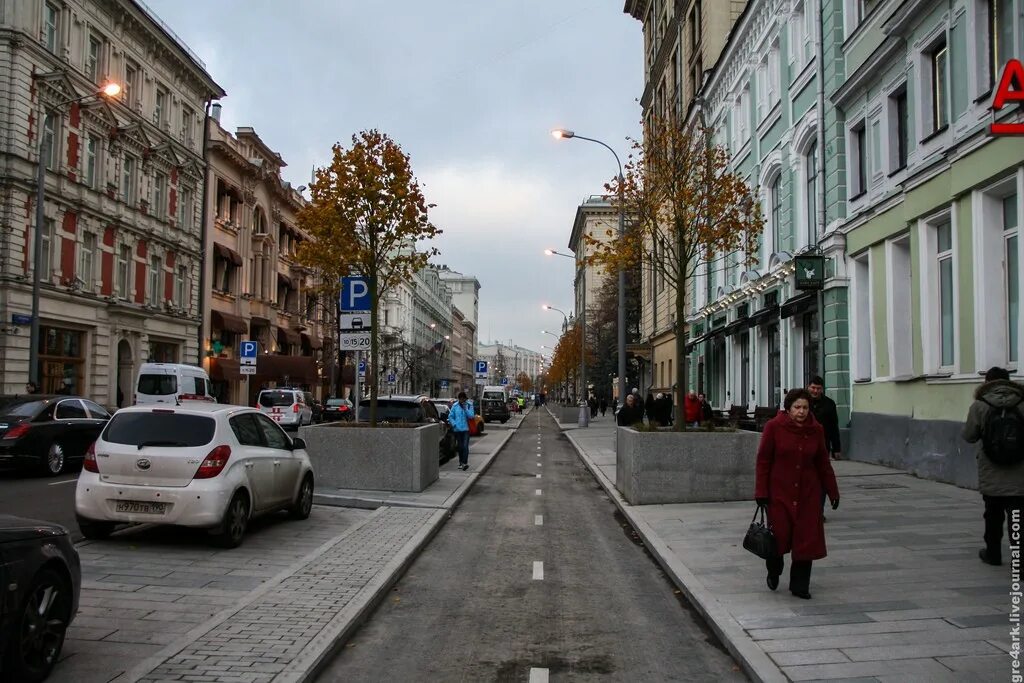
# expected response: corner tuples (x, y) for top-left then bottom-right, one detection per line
(54, 418), (520, 683)
(563, 417), (1014, 683)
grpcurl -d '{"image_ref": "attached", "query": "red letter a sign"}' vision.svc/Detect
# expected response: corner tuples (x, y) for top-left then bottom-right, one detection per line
(991, 59), (1024, 136)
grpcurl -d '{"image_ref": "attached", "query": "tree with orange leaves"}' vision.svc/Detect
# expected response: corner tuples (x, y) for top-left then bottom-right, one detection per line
(586, 114), (764, 430)
(297, 130), (440, 426)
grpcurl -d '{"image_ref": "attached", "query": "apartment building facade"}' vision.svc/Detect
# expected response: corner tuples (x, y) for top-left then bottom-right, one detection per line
(0, 0), (223, 407)
(202, 113), (334, 406)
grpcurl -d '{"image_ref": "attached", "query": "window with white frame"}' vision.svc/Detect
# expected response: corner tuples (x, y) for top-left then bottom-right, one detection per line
(148, 255), (162, 306)
(920, 212), (957, 372)
(79, 233), (96, 290)
(870, 118), (881, 179)
(739, 88), (750, 143)
(84, 135), (98, 189)
(850, 120), (867, 198)
(40, 218), (55, 281)
(856, 0), (882, 24)
(154, 87), (167, 127)
(122, 155), (136, 204)
(152, 172), (166, 219)
(925, 37), (949, 135)
(805, 141), (818, 245)
(989, 0), (1016, 90)
(178, 187), (192, 230)
(756, 44), (780, 121)
(887, 85), (909, 172)
(86, 35), (102, 83)
(937, 220), (955, 367)
(43, 114), (57, 171)
(1004, 194), (1019, 364)
(887, 235), (913, 377)
(117, 244), (130, 299)
(175, 265), (187, 307)
(181, 106), (195, 147)
(790, 3), (805, 70)
(43, 2), (59, 54)
(124, 60), (138, 106)
(852, 253), (872, 380)
(770, 176), (781, 257)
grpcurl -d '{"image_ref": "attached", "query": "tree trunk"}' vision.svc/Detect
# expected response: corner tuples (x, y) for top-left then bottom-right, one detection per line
(675, 231), (688, 432)
(369, 273), (379, 426)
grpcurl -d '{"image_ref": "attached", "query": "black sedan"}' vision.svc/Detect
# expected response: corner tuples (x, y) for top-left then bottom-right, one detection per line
(322, 398), (354, 422)
(0, 515), (80, 682)
(0, 396), (111, 475)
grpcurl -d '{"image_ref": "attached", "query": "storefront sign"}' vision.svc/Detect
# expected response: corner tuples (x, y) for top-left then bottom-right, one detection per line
(795, 255), (824, 291)
(991, 59), (1024, 136)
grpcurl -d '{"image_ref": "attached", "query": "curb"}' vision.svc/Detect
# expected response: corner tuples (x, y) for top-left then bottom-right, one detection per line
(564, 427), (787, 683)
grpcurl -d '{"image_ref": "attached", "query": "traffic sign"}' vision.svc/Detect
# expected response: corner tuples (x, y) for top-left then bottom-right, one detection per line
(339, 331), (371, 350)
(340, 277), (370, 312)
(240, 340), (257, 367)
(358, 360), (366, 378)
(474, 360), (488, 379)
(475, 378), (485, 385)
(440, 380), (448, 389)
(500, 377), (509, 386)
(387, 373), (396, 384)
(340, 313), (371, 331)
(240, 365), (257, 375)
(11, 314), (32, 325)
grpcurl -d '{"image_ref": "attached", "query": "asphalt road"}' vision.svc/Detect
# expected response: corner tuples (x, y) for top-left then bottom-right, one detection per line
(0, 466), (82, 539)
(317, 410), (746, 681)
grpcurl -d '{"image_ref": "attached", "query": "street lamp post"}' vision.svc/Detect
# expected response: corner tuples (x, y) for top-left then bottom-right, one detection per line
(552, 129), (627, 405)
(545, 248), (587, 426)
(30, 82), (121, 388)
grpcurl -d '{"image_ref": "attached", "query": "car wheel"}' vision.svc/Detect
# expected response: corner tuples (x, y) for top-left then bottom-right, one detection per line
(77, 517), (115, 540)
(43, 442), (66, 476)
(213, 492), (249, 548)
(2, 567), (73, 683)
(289, 475), (314, 520)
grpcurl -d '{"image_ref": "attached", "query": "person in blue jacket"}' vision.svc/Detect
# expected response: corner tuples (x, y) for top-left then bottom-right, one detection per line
(448, 391), (475, 471)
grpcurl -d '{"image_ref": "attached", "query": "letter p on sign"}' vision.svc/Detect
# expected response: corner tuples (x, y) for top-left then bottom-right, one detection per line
(991, 59), (1024, 136)
(340, 276), (370, 311)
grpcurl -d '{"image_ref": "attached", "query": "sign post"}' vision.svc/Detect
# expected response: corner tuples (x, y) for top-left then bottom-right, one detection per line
(340, 277), (372, 420)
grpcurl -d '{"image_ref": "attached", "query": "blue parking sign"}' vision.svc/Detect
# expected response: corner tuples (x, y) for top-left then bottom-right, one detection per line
(500, 377), (509, 386)
(340, 277), (370, 312)
(475, 361), (487, 374)
(440, 380), (448, 389)
(240, 341), (257, 359)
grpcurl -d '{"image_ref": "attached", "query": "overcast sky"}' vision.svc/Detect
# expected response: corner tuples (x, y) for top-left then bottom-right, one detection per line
(146, 0), (642, 355)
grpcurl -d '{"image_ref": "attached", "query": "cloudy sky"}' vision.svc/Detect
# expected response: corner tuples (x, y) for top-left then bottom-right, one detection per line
(146, 0), (642, 354)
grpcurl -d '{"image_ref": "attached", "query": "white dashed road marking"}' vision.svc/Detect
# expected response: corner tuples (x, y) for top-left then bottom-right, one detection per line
(535, 515), (543, 525)
(529, 668), (549, 683)
(533, 561), (544, 580)
(535, 489), (542, 496)
(536, 474), (541, 478)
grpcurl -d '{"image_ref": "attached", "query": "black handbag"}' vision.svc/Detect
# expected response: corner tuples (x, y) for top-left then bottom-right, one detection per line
(743, 505), (777, 560)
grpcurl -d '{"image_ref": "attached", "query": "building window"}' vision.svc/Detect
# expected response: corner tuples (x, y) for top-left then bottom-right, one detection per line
(43, 3), (59, 54)
(154, 87), (167, 127)
(1005, 195), (1019, 363)
(851, 120), (867, 198)
(689, 0), (701, 52)
(888, 87), (908, 172)
(84, 135), (97, 189)
(805, 141), (818, 245)
(117, 244), (130, 299)
(79, 233), (96, 290)
(181, 106), (195, 146)
(178, 187), (192, 230)
(38, 327), (84, 396)
(149, 340), (178, 363)
(86, 35), (101, 82)
(124, 60), (138, 105)
(887, 235), (914, 377)
(152, 172), (166, 219)
(930, 39), (949, 133)
(990, 0), (1015, 89)
(40, 218), (55, 282)
(802, 311), (819, 384)
(148, 256), (161, 306)
(122, 155), (136, 205)
(856, 0), (882, 24)
(175, 265), (187, 307)
(770, 176), (781, 256)
(43, 114), (57, 171)
(937, 220), (955, 367)
(852, 254), (872, 380)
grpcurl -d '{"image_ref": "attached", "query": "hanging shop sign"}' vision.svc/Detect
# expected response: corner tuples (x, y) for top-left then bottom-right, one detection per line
(794, 254), (825, 291)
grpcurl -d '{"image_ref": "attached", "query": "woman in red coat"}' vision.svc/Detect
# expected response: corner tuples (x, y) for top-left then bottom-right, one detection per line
(755, 388), (840, 599)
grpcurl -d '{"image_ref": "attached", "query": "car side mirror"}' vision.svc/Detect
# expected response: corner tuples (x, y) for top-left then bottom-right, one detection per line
(291, 437), (307, 451)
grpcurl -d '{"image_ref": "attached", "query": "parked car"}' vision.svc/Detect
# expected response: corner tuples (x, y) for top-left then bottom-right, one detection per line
(75, 403), (315, 548)
(322, 398), (354, 422)
(256, 388), (314, 430)
(357, 396), (457, 463)
(480, 387), (510, 423)
(0, 396), (111, 475)
(135, 363), (215, 405)
(429, 398), (452, 421)
(0, 515), (80, 682)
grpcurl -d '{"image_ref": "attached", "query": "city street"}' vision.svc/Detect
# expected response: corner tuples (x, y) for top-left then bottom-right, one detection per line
(0, 467), (82, 538)
(316, 410), (745, 681)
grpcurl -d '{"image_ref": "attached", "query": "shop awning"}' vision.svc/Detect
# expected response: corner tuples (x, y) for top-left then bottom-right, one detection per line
(249, 354), (318, 385)
(250, 316), (271, 328)
(277, 272), (293, 289)
(211, 310), (248, 334)
(213, 242), (243, 266)
(748, 304), (780, 328)
(277, 327), (301, 346)
(723, 317), (752, 337)
(209, 357), (242, 382)
(684, 331), (711, 353)
(301, 332), (322, 349)
(780, 292), (817, 319)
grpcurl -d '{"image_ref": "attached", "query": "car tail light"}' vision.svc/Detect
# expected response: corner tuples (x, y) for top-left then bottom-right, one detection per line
(194, 445), (231, 479)
(83, 441), (99, 473)
(293, 403), (300, 413)
(3, 423), (31, 440)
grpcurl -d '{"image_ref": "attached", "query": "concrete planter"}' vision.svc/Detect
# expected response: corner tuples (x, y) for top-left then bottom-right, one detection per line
(559, 406), (581, 424)
(615, 427), (762, 504)
(298, 423), (440, 492)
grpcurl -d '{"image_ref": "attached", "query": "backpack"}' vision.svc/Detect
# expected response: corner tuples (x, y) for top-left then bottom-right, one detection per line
(980, 395), (1024, 466)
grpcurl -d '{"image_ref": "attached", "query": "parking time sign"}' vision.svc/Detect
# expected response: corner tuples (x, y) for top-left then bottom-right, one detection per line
(340, 277), (370, 312)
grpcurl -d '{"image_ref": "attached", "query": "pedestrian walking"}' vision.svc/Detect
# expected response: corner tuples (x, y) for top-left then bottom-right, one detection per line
(617, 393), (644, 427)
(24, 382), (39, 395)
(808, 375), (842, 521)
(448, 391), (475, 471)
(599, 396), (608, 417)
(698, 393), (714, 423)
(589, 395), (598, 418)
(962, 366), (1024, 566)
(644, 392), (656, 425)
(611, 397), (618, 415)
(684, 391), (701, 427)
(755, 388), (840, 600)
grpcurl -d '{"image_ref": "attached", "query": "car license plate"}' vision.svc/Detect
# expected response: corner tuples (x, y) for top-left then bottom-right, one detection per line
(115, 501), (166, 514)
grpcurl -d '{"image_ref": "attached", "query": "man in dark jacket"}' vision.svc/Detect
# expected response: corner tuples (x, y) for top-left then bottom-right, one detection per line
(963, 367), (1024, 566)
(808, 376), (841, 459)
(617, 393), (644, 426)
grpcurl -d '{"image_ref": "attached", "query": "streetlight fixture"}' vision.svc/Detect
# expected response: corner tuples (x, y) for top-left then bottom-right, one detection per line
(551, 127), (627, 406)
(542, 304), (569, 329)
(29, 82), (122, 388)
(545, 247), (587, 421)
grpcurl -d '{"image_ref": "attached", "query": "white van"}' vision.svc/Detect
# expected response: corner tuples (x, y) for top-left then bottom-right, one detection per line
(135, 363), (215, 405)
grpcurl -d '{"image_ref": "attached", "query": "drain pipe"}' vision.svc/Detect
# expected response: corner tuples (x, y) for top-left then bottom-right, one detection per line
(196, 99), (214, 365)
(816, 0), (828, 381)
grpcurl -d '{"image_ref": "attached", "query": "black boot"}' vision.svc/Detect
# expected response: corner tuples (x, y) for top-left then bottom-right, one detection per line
(765, 555), (782, 591)
(790, 560), (812, 599)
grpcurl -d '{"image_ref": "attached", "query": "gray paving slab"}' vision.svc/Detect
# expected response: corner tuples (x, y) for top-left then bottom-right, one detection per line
(564, 420), (1016, 683)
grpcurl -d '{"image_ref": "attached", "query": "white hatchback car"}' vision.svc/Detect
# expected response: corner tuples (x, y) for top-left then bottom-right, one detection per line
(256, 388), (314, 429)
(75, 403), (315, 548)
